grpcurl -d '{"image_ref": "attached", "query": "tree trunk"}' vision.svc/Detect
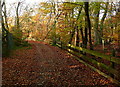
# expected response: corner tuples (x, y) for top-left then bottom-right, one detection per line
(84, 26), (88, 49)
(84, 2), (93, 50)
(3, 1), (9, 30)
(0, 1), (12, 56)
(16, 2), (21, 30)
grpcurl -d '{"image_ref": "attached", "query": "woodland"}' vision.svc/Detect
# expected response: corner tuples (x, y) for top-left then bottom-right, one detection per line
(1, 0), (120, 86)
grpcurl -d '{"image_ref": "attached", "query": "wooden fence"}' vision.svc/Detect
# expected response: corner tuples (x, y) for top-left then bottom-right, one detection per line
(56, 43), (120, 85)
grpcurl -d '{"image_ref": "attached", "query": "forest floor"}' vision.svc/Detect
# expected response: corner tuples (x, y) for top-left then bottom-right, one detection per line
(2, 41), (118, 86)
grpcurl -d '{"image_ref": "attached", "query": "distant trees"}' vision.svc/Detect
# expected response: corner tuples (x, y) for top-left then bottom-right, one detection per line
(3, 1), (120, 51)
(12, 1), (23, 44)
(1, 0), (31, 56)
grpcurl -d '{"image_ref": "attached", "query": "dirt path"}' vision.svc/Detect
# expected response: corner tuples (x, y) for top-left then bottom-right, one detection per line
(32, 42), (115, 86)
(2, 42), (116, 86)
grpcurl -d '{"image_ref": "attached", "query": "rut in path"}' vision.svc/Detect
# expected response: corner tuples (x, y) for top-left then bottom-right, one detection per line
(32, 42), (114, 86)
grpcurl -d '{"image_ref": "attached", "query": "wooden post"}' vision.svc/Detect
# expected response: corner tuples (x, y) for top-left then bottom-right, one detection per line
(102, 39), (105, 50)
(79, 42), (83, 54)
(110, 49), (116, 78)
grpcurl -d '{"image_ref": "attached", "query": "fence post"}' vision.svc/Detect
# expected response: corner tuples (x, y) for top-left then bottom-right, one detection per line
(102, 39), (105, 50)
(110, 49), (116, 78)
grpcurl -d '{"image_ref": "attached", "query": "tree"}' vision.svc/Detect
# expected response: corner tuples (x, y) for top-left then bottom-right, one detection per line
(1, 0), (14, 56)
(84, 2), (93, 50)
